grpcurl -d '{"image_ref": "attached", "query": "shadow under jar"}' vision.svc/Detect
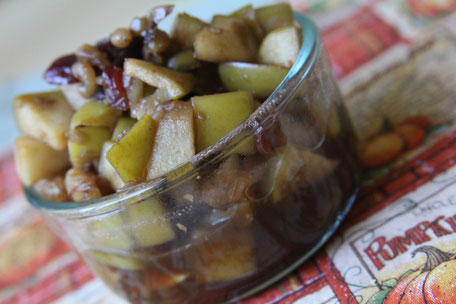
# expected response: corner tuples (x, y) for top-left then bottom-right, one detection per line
(26, 12), (359, 304)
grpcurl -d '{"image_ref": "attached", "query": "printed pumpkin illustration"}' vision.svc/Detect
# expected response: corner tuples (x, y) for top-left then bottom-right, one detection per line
(359, 116), (431, 168)
(380, 246), (456, 304)
(408, 0), (456, 17)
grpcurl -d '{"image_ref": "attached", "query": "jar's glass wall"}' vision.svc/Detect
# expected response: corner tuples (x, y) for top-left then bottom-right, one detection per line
(32, 45), (358, 304)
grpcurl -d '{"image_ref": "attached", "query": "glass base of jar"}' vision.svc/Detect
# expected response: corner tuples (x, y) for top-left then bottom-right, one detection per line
(228, 188), (358, 303)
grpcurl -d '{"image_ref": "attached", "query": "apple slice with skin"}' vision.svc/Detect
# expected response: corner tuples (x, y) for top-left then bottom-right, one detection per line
(258, 26), (301, 68)
(98, 141), (125, 191)
(124, 59), (193, 100)
(147, 101), (195, 179)
(14, 91), (74, 150)
(126, 198), (176, 248)
(14, 136), (70, 186)
(107, 114), (158, 183)
(111, 117), (137, 140)
(218, 62), (289, 99)
(192, 91), (256, 154)
(68, 126), (112, 168)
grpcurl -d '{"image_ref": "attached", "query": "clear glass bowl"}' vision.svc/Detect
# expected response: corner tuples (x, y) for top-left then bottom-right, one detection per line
(25, 12), (359, 304)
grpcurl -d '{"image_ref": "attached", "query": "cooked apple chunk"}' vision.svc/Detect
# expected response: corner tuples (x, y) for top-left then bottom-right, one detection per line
(14, 91), (74, 150)
(107, 114), (158, 183)
(171, 13), (207, 49)
(124, 59), (193, 99)
(191, 225), (255, 282)
(262, 145), (338, 203)
(218, 62), (289, 99)
(192, 91), (256, 153)
(259, 26), (301, 68)
(68, 126), (112, 167)
(147, 101), (195, 179)
(194, 16), (258, 63)
(111, 117), (137, 140)
(14, 136), (70, 186)
(98, 141), (125, 190)
(255, 3), (294, 34)
(70, 100), (121, 130)
(127, 198), (176, 247)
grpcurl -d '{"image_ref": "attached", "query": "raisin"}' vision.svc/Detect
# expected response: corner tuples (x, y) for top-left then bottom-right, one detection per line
(43, 54), (79, 85)
(101, 66), (129, 111)
(96, 36), (143, 67)
(254, 119), (286, 155)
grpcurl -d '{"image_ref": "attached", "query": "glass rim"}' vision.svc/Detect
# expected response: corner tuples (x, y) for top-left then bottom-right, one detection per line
(25, 11), (321, 218)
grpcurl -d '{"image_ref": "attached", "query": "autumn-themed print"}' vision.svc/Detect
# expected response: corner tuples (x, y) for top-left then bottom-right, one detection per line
(364, 246), (456, 303)
(359, 116), (432, 168)
(408, 0), (456, 17)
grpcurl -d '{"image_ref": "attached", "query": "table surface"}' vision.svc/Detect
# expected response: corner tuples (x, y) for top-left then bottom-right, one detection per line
(2, 0), (456, 303)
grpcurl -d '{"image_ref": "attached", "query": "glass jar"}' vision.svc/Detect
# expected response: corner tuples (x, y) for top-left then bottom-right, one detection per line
(25, 12), (359, 304)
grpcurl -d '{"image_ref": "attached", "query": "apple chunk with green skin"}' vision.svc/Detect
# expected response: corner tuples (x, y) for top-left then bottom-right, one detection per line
(147, 101), (195, 179)
(259, 26), (301, 68)
(127, 198), (176, 247)
(262, 145), (338, 203)
(14, 136), (70, 186)
(70, 100), (121, 129)
(107, 115), (158, 183)
(98, 141), (125, 190)
(192, 91), (256, 154)
(218, 62), (289, 99)
(14, 91), (74, 150)
(68, 126), (112, 168)
(111, 117), (137, 140)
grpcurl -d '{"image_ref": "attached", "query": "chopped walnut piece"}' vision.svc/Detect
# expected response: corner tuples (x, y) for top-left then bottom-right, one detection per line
(64, 168), (103, 202)
(33, 176), (69, 202)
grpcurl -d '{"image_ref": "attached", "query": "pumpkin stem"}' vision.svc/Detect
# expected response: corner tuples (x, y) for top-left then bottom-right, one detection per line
(412, 246), (453, 272)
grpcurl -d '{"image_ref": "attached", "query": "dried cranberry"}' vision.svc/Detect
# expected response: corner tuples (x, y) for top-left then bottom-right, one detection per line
(96, 36), (143, 67)
(43, 54), (79, 85)
(101, 66), (129, 111)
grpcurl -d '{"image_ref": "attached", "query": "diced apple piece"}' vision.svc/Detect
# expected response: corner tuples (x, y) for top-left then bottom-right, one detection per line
(60, 84), (91, 110)
(255, 3), (294, 34)
(107, 115), (158, 183)
(147, 101), (195, 179)
(86, 250), (145, 270)
(171, 13), (207, 49)
(33, 176), (69, 202)
(98, 141), (125, 190)
(124, 59), (193, 99)
(201, 155), (262, 208)
(218, 62), (289, 99)
(259, 26), (301, 68)
(194, 16), (258, 63)
(231, 4), (264, 41)
(112, 117), (137, 140)
(327, 104), (341, 138)
(127, 198), (176, 247)
(191, 225), (255, 282)
(68, 126), (112, 167)
(64, 168), (103, 202)
(14, 91), (74, 150)
(262, 145), (338, 203)
(167, 50), (199, 71)
(192, 91), (255, 153)
(90, 212), (133, 250)
(70, 100), (121, 129)
(14, 136), (70, 186)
